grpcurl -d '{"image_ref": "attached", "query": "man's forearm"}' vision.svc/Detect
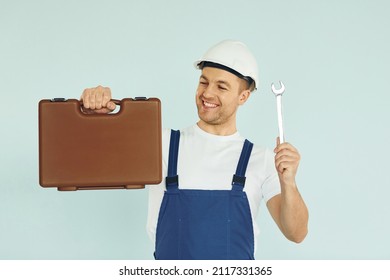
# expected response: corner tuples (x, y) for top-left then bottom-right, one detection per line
(279, 182), (309, 243)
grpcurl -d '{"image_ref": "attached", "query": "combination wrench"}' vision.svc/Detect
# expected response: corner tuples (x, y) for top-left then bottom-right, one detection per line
(271, 81), (286, 144)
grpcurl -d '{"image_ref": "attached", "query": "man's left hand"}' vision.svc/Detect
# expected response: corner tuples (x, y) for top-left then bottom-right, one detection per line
(274, 137), (301, 185)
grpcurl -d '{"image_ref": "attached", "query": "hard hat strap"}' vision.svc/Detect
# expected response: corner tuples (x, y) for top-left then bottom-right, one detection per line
(199, 61), (254, 89)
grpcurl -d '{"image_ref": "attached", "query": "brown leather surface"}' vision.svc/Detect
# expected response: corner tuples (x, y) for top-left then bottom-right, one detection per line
(39, 98), (162, 191)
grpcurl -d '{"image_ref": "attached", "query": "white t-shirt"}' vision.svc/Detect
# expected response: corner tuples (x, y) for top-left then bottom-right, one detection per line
(147, 124), (281, 250)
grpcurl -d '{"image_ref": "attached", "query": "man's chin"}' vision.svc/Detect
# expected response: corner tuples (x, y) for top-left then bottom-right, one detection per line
(198, 115), (220, 126)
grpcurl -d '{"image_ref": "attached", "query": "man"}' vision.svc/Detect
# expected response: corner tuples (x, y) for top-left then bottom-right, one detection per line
(81, 40), (308, 260)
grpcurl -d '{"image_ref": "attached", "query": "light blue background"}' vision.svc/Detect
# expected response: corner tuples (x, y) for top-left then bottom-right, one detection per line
(1, 0), (389, 259)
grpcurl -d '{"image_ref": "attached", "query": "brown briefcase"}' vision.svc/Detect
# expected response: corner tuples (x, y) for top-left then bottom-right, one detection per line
(39, 97), (162, 191)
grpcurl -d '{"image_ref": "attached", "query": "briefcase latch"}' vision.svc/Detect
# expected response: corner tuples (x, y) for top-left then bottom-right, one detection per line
(51, 98), (67, 102)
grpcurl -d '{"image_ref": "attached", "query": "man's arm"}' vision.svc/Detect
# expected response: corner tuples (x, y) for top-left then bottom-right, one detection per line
(266, 139), (309, 243)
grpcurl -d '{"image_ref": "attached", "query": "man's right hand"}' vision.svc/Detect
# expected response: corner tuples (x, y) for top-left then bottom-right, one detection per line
(80, 85), (116, 114)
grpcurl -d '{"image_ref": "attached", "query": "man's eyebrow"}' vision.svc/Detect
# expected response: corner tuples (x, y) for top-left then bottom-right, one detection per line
(199, 75), (231, 88)
(216, 80), (231, 89)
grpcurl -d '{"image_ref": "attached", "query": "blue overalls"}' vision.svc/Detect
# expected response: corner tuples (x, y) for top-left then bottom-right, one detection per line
(155, 130), (255, 260)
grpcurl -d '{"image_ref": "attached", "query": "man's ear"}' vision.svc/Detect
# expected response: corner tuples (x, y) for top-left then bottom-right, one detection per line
(238, 90), (251, 105)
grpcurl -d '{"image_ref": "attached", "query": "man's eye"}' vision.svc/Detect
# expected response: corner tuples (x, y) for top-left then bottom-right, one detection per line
(218, 86), (227, 91)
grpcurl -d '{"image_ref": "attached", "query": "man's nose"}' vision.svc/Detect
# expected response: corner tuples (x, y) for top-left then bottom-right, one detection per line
(202, 84), (214, 98)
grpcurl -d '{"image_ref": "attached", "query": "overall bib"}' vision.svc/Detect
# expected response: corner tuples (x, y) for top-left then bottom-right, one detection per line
(155, 130), (255, 260)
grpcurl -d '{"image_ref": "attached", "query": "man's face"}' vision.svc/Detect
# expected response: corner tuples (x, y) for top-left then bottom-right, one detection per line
(195, 67), (248, 127)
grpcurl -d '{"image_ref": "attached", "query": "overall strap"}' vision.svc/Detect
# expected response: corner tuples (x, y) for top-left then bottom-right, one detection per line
(166, 129), (180, 190)
(232, 139), (254, 191)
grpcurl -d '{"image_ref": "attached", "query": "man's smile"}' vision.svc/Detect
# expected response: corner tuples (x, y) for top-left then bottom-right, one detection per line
(202, 100), (219, 109)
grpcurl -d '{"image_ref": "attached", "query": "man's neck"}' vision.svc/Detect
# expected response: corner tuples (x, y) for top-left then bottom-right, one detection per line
(196, 120), (237, 136)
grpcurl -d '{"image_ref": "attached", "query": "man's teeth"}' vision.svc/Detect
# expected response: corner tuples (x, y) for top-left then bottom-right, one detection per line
(204, 101), (218, 108)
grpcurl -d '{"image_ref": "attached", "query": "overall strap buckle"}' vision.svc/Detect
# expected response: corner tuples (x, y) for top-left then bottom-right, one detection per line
(166, 130), (180, 190)
(232, 139), (253, 191)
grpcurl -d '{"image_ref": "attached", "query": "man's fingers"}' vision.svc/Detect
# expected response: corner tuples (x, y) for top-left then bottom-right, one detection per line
(88, 89), (96, 109)
(276, 161), (296, 173)
(274, 141), (298, 154)
(275, 149), (300, 161)
(274, 141), (300, 175)
(107, 101), (116, 111)
(80, 85), (113, 113)
(81, 89), (90, 109)
(102, 89), (111, 107)
(275, 155), (297, 167)
(95, 89), (103, 110)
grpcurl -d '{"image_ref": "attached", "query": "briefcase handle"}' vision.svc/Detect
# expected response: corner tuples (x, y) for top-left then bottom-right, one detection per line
(50, 97), (150, 114)
(79, 98), (121, 106)
(79, 96), (148, 113)
(79, 97), (147, 108)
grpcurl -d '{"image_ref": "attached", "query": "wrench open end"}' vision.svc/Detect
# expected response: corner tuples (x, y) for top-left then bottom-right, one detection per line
(271, 81), (285, 96)
(271, 80), (286, 144)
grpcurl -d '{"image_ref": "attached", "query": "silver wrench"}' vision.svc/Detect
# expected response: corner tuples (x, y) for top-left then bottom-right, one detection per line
(271, 81), (286, 144)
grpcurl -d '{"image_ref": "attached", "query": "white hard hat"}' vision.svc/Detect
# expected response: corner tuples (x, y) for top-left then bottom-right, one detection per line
(194, 40), (259, 90)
